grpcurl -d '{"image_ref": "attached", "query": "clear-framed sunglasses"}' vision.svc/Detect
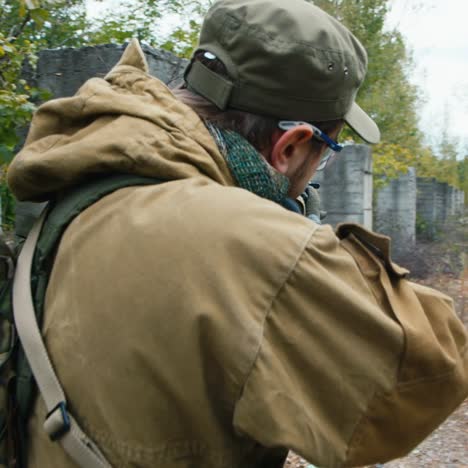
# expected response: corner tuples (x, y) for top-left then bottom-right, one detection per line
(278, 121), (343, 171)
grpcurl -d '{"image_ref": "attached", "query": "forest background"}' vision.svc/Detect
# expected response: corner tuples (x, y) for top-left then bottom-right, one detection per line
(0, 0), (466, 229)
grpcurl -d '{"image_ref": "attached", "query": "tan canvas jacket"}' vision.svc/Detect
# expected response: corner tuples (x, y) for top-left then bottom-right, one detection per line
(8, 40), (468, 468)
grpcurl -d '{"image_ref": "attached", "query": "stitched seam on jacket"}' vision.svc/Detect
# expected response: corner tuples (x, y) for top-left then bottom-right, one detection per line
(235, 222), (320, 403)
(396, 343), (468, 388)
(344, 386), (378, 465)
(344, 325), (468, 463)
(340, 239), (384, 310)
(87, 425), (245, 467)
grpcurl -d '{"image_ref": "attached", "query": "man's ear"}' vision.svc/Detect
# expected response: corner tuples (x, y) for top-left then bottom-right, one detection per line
(269, 125), (314, 174)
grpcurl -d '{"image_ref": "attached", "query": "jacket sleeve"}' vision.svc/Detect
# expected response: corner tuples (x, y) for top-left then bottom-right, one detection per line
(232, 224), (468, 468)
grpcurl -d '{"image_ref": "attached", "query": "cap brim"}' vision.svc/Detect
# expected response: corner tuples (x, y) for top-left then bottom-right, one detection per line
(344, 102), (380, 144)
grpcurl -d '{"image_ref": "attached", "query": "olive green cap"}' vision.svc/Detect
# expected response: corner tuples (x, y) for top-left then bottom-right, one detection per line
(185, 0), (380, 144)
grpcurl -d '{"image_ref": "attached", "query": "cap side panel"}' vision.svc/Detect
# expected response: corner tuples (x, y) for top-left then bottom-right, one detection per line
(229, 85), (351, 121)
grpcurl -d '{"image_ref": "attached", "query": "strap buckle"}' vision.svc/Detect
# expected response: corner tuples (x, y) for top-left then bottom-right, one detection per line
(44, 401), (71, 441)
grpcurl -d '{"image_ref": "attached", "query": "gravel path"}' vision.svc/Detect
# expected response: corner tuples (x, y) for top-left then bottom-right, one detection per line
(284, 271), (468, 468)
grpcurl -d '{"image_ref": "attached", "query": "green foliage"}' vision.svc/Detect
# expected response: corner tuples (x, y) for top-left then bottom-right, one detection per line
(457, 156), (468, 203)
(0, 0), (85, 229)
(391, 126), (464, 192)
(87, 0), (211, 58)
(311, 0), (464, 193)
(159, 1), (212, 58)
(0, 167), (15, 231)
(2, 0), (88, 49)
(160, 19), (201, 58)
(415, 213), (430, 237)
(312, 0), (422, 149)
(1, 7), (37, 164)
(86, 0), (163, 45)
(372, 143), (413, 190)
(1, 0), (87, 164)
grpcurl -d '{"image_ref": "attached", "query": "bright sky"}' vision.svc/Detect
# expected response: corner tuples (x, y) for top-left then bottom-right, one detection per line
(386, 0), (468, 154)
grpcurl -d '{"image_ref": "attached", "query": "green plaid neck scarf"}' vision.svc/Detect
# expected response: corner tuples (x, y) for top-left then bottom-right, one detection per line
(205, 122), (290, 204)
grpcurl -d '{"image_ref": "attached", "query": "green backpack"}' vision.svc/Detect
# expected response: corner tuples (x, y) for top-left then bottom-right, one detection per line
(0, 174), (160, 468)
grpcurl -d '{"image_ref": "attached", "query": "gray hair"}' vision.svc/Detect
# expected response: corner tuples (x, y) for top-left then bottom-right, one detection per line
(171, 85), (278, 152)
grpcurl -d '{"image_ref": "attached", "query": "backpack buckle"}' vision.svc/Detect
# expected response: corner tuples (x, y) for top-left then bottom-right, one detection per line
(44, 401), (71, 441)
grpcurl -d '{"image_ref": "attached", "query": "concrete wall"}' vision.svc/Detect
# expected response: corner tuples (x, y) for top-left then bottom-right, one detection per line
(447, 186), (455, 217)
(22, 42), (187, 99)
(16, 44), (188, 237)
(456, 189), (465, 214)
(415, 177), (466, 240)
(374, 168), (417, 247)
(312, 144), (373, 230)
(416, 177), (439, 240)
(452, 187), (465, 215)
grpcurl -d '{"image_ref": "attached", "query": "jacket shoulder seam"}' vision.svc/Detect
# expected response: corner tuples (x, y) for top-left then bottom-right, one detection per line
(236, 222), (321, 400)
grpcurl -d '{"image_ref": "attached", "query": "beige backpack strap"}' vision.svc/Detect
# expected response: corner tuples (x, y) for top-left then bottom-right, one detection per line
(13, 210), (112, 468)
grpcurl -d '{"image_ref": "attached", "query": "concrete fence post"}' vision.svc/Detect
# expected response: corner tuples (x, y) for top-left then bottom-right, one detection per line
(416, 177), (439, 240)
(374, 168), (417, 248)
(312, 144), (373, 229)
(415, 178), (465, 240)
(455, 189), (465, 214)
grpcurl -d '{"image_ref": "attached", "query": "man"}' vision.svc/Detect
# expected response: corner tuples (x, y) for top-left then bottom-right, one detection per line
(8, 0), (468, 467)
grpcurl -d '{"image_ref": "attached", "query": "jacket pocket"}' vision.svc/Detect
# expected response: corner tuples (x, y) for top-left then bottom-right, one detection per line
(336, 223), (468, 466)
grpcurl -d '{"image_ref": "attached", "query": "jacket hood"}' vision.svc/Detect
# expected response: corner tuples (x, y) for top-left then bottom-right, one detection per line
(8, 39), (234, 202)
